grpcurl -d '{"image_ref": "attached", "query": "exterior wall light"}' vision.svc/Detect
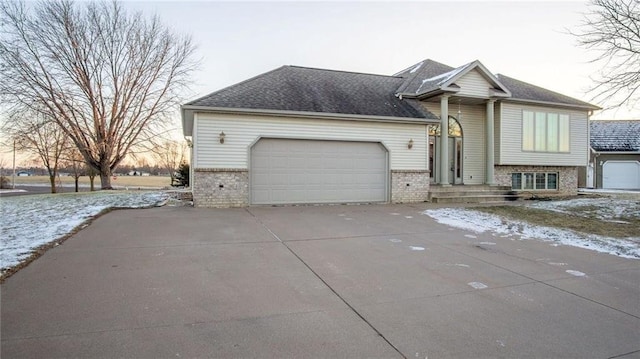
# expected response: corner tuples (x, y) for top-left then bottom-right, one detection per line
(219, 131), (226, 144)
(408, 139), (414, 149)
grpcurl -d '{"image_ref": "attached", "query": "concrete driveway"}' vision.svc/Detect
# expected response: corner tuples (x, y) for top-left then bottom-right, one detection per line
(2, 204), (639, 358)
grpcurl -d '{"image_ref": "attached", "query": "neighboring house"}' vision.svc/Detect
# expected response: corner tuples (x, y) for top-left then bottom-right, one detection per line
(585, 120), (640, 189)
(16, 171), (31, 177)
(182, 59), (599, 208)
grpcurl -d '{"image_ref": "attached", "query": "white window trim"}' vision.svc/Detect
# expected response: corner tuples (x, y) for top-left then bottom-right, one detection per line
(522, 110), (570, 153)
(511, 172), (559, 191)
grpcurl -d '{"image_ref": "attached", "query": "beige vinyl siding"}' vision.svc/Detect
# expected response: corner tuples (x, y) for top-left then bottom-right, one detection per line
(422, 103), (486, 184)
(498, 102), (589, 166)
(193, 113), (428, 170)
(454, 70), (491, 98)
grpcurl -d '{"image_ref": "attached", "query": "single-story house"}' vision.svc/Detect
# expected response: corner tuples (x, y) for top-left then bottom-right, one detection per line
(16, 171), (31, 177)
(583, 120), (640, 189)
(182, 59), (600, 207)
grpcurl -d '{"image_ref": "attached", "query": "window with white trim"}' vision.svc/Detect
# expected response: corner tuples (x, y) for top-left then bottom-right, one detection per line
(522, 111), (570, 152)
(512, 172), (558, 190)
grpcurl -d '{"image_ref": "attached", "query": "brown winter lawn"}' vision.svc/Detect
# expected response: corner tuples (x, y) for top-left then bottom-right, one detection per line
(476, 204), (640, 239)
(13, 175), (171, 188)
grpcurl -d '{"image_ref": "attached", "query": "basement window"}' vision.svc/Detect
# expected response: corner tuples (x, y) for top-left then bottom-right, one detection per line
(512, 172), (558, 190)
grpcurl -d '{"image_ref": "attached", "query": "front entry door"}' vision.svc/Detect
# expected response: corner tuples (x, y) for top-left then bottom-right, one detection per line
(430, 136), (463, 185)
(428, 116), (464, 185)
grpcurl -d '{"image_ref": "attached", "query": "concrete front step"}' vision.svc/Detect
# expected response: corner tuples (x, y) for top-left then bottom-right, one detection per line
(431, 194), (522, 204)
(429, 185), (521, 204)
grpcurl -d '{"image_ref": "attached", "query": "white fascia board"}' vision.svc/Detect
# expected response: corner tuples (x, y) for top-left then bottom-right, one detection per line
(502, 98), (600, 111)
(181, 105), (440, 125)
(594, 151), (640, 155)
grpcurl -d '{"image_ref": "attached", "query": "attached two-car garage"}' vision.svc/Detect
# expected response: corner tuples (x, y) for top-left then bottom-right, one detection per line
(250, 138), (388, 205)
(602, 161), (640, 189)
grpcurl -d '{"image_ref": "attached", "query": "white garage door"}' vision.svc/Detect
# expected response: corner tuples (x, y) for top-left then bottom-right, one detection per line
(251, 139), (388, 205)
(603, 161), (640, 189)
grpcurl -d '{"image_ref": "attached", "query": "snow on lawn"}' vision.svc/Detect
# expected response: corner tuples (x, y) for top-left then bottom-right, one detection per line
(1, 191), (168, 272)
(424, 200), (640, 259)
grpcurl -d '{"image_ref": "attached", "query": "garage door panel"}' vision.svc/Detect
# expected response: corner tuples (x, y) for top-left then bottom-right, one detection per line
(603, 161), (640, 189)
(251, 139), (387, 205)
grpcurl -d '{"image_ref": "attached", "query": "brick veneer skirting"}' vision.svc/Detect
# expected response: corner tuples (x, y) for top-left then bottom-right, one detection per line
(494, 165), (578, 195)
(193, 168), (249, 208)
(192, 168), (432, 207)
(391, 170), (430, 203)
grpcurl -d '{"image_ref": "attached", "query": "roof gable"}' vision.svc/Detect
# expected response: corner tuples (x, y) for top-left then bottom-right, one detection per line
(396, 60), (511, 98)
(590, 120), (640, 152)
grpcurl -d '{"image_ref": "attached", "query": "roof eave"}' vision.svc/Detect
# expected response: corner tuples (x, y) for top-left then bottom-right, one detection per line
(503, 98), (601, 111)
(181, 105), (440, 125)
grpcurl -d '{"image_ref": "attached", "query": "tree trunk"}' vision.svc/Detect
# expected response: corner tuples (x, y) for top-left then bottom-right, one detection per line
(89, 175), (95, 191)
(49, 175), (57, 193)
(100, 173), (112, 189)
(74, 177), (79, 192)
(99, 160), (113, 189)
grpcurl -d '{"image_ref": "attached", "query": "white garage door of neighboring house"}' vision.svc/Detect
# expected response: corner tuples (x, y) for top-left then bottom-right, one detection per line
(602, 161), (640, 189)
(251, 139), (388, 205)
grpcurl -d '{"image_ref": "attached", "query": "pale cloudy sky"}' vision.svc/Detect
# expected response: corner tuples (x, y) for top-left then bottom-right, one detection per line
(2, 1), (638, 165)
(125, 0), (637, 122)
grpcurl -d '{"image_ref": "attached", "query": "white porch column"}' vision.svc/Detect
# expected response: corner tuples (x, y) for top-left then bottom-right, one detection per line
(485, 99), (496, 185)
(439, 95), (450, 185)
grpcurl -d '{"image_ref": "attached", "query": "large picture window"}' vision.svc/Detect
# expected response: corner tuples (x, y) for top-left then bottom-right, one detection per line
(522, 111), (570, 152)
(511, 172), (558, 190)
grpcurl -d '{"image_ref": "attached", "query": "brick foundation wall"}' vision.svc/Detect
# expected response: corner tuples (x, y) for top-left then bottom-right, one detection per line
(193, 168), (249, 208)
(494, 165), (578, 195)
(391, 170), (430, 203)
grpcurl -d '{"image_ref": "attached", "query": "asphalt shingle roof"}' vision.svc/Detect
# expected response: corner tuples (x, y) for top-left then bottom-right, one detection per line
(495, 74), (597, 109)
(187, 66), (437, 120)
(186, 59), (599, 118)
(590, 120), (640, 152)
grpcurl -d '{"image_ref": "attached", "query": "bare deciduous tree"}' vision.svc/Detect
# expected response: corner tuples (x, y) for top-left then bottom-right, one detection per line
(4, 109), (70, 193)
(571, 0), (640, 110)
(153, 139), (187, 186)
(0, 0), (198, 189)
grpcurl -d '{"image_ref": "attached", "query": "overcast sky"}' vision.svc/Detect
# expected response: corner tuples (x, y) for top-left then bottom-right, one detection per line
(2, 1), (638, 166)
(125, 0), (638, 123)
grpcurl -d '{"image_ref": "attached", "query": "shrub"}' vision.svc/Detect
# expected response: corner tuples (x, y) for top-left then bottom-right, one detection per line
(174, 162), (190, 187)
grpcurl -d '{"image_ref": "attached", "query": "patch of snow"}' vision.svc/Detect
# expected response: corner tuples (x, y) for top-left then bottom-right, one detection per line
(566, 270), (586, 277)
(0, 189), (27, 193)
(388, 238), (402, 243)
(548, 262), (567, 266)
(344, 217), (353, 221)
(478, 241), (496, 245)
(409, 246), (425, 251)
(468, 281), (488, 289)
(455, 263), (470, 268)
(464, 234), (477, 238)
(409, 61), (423, 74)
(1, 191), (168, 271)
(405, 216), (413, 219)
(424, 207), (640, 259)
(527, 197), (640, 222)
(390, 213), (400, 216)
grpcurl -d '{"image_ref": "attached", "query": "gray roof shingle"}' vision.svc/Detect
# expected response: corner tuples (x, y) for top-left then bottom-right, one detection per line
(496, 74), (598, 109)
(187, 66), (437, 120)
(185, 59), (599, 119)
(590, 120), (640, 152)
